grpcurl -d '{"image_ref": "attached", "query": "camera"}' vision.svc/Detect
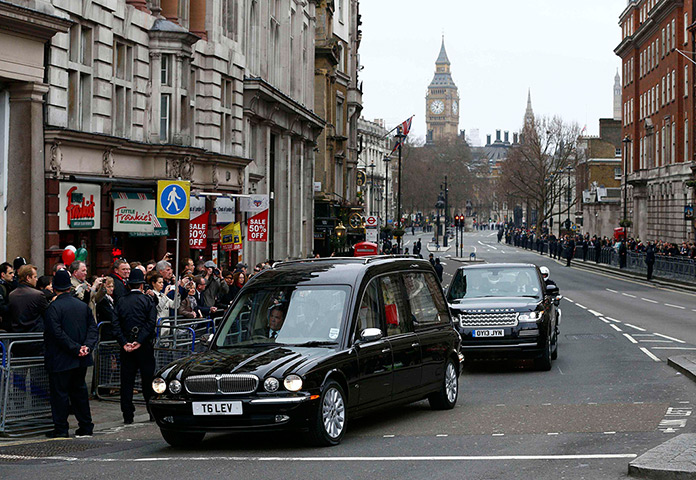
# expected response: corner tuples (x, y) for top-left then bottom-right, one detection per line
(214, 268), (221, 276)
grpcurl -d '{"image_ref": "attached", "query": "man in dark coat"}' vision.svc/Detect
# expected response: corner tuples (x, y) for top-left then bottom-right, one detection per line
(43, 269), (98, 438)
(565, 236), (575, 267)
(108, 258), (130, 304)
(645, 242), (656, 280)
(619, 240), (628, 269)
(112, 268), (157, 424)
(8, 264), (48, 336)
(434, 257), (444, 282)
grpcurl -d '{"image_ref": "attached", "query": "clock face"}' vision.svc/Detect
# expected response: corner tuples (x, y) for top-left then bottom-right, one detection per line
(452, 101), (458, 115)
(430, 100), (445, 114)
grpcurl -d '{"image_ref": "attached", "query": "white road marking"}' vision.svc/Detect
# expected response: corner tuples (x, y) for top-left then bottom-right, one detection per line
(576, 304), (588, 310)
(609, 324), (623, 332)
(606, 289), (618, 293)
(383, 435), (395, 438)
(653, 333), (686, 343)
(622, 293), (637, 298)
(603, 432), (616, 435)
(492, 433), (505, 437)
(0, 454), (640, 462)
(641, 298), (658, 303)
(565, 298), (574, 303)
(547, 433), (559, 436)
(624, 323), (647, 332)
(604, 316), (621, 323)
(638, 340), (674, 343)
(600, 318), (611, 324)
(640, 347), (662, 362)
(652, 347), (696, 350)
(488, 244), (498, 250)
(588, 310), (603, 317)
(623, 334), (638, 344)
(436, 434), (449, 437)
(665, 304), (686, 310)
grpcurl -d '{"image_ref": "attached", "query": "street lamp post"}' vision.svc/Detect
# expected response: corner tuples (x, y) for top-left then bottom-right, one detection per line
(565, 165), (573, 233)
(384, 156), (391, 233)
(368, 162), (376, 216)
(442, 175), (449, 247)
(435, 193), (445, 249)
(396, 128), (405, 253)
(622, 135), (632, 238)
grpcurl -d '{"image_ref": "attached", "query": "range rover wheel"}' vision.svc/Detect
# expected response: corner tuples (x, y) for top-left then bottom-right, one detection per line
(535, 333), (553, 371)
(307, 380), (346, 446)
(160, 429), (205, 448)
(551, 329), (559, 360)
(428, 359), (458, 410)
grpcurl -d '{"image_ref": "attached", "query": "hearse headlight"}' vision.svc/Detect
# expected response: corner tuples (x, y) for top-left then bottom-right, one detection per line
(264, 377), (280, 392)
(283, 374), (303, 392)
(152, 377), (167, 394)
(168, 379), (182, 394)
(518, 311), (542, 322)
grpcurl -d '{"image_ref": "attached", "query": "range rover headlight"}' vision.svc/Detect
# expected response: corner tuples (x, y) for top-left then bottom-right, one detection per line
(168, 379), (182, 394)
(518, 311), (542, 322)
(264, 377), (280, 392)
(283, 374), (303, 392)
(152, 377), (167, 394)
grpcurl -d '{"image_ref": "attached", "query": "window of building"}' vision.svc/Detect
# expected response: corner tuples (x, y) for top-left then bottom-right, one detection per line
(161, 54), (171, 86)
(671, 120), (676, 164)
(220, 77), (233, 154)
(662, 77), (666, 106)
(112, 39), (133, 138)
(672, 19), (676, 48)
(160, 94), (170, 142)
(336, 97), (344, 136)
(614, 167), (622, 180)
(685, 118), (689, 162)
(661, 28), (666, 57)
(672, 70), (676, 101)
(685, 13), (689, 45)
(67, 23), (93, 131)
(666, 23), (671, 52)
(222, 0), (239, 40)
(666, 73), (671, 103)
(338, 0), (344, 23)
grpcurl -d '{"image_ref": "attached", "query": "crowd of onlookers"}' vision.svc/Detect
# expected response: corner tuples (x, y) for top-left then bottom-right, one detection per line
(0, 254), (273, 337)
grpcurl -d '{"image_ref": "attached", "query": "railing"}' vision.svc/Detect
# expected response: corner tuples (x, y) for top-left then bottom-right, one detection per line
(506, 234), (695, 284)
(0, 333), (52, 436)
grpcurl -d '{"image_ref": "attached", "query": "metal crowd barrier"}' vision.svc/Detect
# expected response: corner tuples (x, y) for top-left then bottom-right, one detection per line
(0, 333), (52, 437)
(94, 317), (215, 402)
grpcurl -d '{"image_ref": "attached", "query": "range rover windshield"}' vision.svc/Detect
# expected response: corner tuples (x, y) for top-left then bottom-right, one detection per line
(447, 267), (541, 302)
(215, 285), (350, 348)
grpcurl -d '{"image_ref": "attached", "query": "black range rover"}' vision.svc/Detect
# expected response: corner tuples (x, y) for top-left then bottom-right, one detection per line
(149, 257), (461, 447)
(446, 263), (560, 370)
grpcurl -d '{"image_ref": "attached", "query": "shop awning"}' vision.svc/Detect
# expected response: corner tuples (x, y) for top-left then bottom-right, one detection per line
(111, 192), (169, 236)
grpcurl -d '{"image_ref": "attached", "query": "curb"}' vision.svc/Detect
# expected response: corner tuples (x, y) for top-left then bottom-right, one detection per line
(628, 434), (696, 479)
(667, 356), (696, 383)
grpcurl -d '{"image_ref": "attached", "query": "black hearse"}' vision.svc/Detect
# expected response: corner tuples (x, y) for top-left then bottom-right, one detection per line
(149, 257), (461, 447)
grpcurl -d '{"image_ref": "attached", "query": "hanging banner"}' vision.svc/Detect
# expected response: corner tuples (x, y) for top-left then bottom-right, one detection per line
(59, 182), (101, 230)
(239, 194), (269, 213)
(248, 209), (268, 242)
(189, 212), (209, 249)
(214, 197), (236, 224)
(189, 195), (206, 219)
(221, 222), (243, 251)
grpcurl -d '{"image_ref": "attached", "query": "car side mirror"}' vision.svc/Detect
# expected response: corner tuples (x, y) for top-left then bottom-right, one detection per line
(546, 284), (559, 297)
(201, 333), (213, 347)
(359, 328), (383, 343)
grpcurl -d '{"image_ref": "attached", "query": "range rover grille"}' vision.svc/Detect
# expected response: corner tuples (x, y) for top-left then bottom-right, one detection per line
(185, 374), (259, 394)
(458, 312), (518, 328)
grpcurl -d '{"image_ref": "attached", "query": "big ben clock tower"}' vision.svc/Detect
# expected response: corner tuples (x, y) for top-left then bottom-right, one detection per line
(426, 37), (459, 144)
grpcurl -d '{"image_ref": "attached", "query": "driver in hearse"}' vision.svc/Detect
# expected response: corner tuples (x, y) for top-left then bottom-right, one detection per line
(267, 304), (285, 339)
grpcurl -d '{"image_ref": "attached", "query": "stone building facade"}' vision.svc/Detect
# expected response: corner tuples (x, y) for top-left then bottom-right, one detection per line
(357, 117), (391, 221)
(10, 0), (324, 273)
(616, 0), (696, 243)
(312, 0), (362, 255)
(0, 0), (71, 269)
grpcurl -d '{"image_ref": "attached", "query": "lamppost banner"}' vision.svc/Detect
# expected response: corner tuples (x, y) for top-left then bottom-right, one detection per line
(248, 209), (269, 242)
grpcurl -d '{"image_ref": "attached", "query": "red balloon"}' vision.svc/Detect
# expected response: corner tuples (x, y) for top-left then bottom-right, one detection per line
(62, 248), (76, 265)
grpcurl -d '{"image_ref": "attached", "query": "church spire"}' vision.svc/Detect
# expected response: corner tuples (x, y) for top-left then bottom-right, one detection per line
(436, 36), (450, 65)
(524, 89), (535, 127)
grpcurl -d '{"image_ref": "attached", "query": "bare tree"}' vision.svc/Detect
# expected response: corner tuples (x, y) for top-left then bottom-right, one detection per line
(499, 116), (581, 231)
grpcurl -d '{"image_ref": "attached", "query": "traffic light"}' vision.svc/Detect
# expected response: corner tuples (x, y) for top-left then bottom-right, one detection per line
(454, 215), (460, 227)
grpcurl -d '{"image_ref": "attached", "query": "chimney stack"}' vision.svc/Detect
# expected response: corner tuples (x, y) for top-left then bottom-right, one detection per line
(486, 134), (492, 145)
(504, 131), (509, 143)
(513, 133), (519, 144)
(496, 130), (501, 142)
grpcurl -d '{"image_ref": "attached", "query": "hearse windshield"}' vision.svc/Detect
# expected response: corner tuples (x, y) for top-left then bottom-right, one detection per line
(215, 285), (350, 348)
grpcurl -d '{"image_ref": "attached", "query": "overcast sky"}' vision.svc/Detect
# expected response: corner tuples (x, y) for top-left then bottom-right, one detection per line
(359, 0), (626, 145)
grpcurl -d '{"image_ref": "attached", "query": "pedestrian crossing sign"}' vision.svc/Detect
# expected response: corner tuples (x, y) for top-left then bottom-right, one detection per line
(157, 180), (191, 219)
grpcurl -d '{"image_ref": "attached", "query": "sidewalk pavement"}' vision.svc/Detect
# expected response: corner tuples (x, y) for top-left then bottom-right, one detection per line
(506, 244), (696, 479)
(426, 243), (452, 253)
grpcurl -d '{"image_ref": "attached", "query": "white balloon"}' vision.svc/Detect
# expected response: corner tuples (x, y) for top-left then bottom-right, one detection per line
(65, 245), (77, 253)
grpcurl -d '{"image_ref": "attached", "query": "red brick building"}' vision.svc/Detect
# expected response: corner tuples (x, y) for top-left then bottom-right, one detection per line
(615, 0), (696, 242)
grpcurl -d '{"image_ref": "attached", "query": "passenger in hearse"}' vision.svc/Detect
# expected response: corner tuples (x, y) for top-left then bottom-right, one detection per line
(267, 304), (286, 339)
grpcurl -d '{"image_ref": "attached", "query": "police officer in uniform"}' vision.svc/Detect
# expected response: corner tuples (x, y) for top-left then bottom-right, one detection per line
(43, 269), (98, 438)
(112, 268), (157, 424)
